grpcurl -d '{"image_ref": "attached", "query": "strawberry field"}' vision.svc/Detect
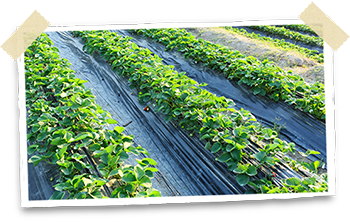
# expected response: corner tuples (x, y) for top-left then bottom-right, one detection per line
(26, 25), (327, 200)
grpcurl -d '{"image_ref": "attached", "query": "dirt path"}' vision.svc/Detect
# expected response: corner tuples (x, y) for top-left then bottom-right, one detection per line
(185, 27), (324, 85)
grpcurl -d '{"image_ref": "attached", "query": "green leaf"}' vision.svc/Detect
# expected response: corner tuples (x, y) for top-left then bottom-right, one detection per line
(302, 177), (316, 188)
(227, 161), (238, 171)
(155, 105), (164, 113)
(299, 152), (308, 157)
(205, 141), (211, 150)
(28, 144), (39, 155)
(163, 105), (171, 115)
(69, 132), (92, 142)
(135, 191), (148, 198)
(89, 143), (101, 152)
(58, 146), (68, 158)
(28, 155), (46, 166)
(135, 166), (145, 180)
(224, 138), (234, 144)
(240, 132), (249, 139)
(211, 142), (222, 153)
(285, 177), (301, 186)
(312, 161), (320, 172)
(114, 126), (125, 134)
(122, 173), (137, 183)
(93, 177), (108, 187)
(37, 144), (48, 153)
(294, 185), (307, 193)
(253, 151), (266, 162)
(230, 149), (242, 161)
(173, 108), (182, 116)
(73, 162), (84, 171)
(109, 169), (120, 178)
(51, 137), (63, 145)
(262, 128), (276, 140)
(267, 187), (281, 194)
(303, 160), (320, 172)
(288, 142), (296, 153)
(139, 176), (152, 188)
(60, 106), (70, 111)
(61, 166), (73, 176)
(38, 113), (57, 123)
(135, 145), (149, 155)
(81, 99), (92, 107)
(64, 132), (73, 142)
(101, 153), (111, 165)
(265, 143), (279, 151)
(235, 142), (246, 150)
(253, 88), (261, 95)
(246, 166), (257, 176)
(145, 167), (158, 173)
(141, 93), (152, 102)
(264, 157), (275, 166)
(49, 191), (65, 200)
(37, 132), (48, 141)
(90, 190), (103, 199)
(149, 190), (161, 197)
(31, 124), (40, 133)
(225, 143), (235, 152)
(119, 151), (129, 160)
(142, 158), (158, 166)
(164, 114), (173, 122)
(54, 182), (71, 191)
(145, 170), (154, 178)
(180, 92), (189, 101)
(70, 103), (81, 110)
(106, 118), (118, 124)
(260, 185), (270, 194)
(107, 156), (119, 169)
(104, 144), (115, 154)
(233, 164), (248, 174)
(131, 42), (139, 49)
(200, 134), (210, 141)
(216, 153), (231, 163)
(306, 149), (321, 156)
(123, 141), (133, 149)
(236, 174), (250, 186)
(116, 191), (129, 199)
(93, 150), (104, 158)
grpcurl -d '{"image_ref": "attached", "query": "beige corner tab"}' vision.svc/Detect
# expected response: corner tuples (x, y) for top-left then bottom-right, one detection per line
(299, 2), (349, 51)
(1, 10), (50, 60)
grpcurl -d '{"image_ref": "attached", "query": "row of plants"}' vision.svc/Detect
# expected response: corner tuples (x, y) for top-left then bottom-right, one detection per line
(25, 33), (161, 200)
(71, 29), (327, 194)
(282, 24), (318, 36)
(223, 26), (323, 63)
(132, 28), (325, 120)
(249, 25), (323, 47)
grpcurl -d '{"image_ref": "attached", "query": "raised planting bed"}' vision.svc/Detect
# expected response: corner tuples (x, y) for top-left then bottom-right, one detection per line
(282, 24), (318, 36)
(249, 25), (323, 47)
(25, 33), (161, 200)
(132, 28), (325, 120)
(224, 26), (323, 63)
(70, 30), (328, 194)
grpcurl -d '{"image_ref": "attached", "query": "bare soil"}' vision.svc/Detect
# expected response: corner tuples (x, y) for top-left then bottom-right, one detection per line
(185, 27), (324, 85)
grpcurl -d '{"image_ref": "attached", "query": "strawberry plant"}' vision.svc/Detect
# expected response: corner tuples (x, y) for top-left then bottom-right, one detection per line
(282, 24), (318, 35)
(25, 33), (161, 200)
(224, 26), (323, 63)
(132, 28), (325, 120)
(250, 25), (323, 47)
